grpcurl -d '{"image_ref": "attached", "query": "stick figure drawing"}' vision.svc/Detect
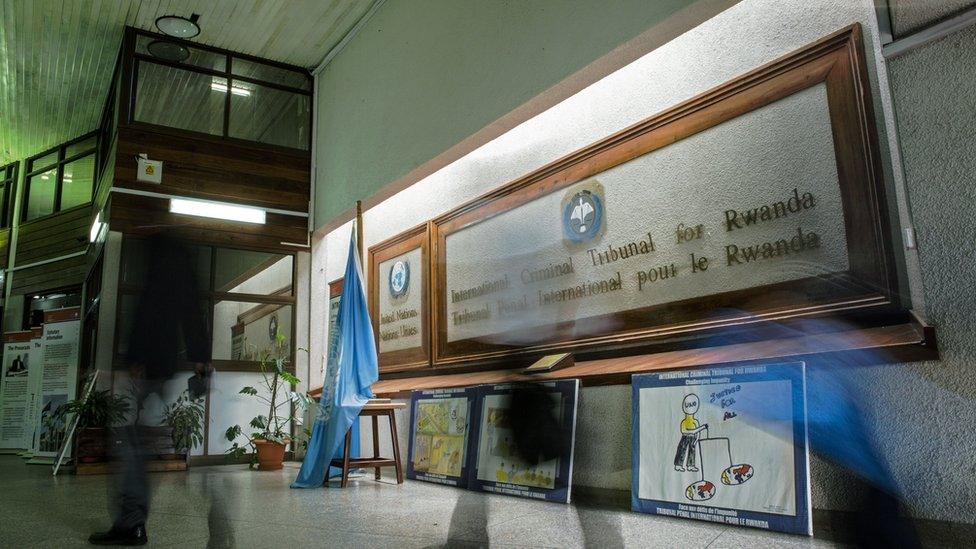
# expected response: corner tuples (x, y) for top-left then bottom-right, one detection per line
(672, 392), (755, 502)
(674, 394), (707, 472)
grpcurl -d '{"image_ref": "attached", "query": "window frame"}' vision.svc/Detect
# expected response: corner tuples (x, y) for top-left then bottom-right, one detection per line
(113, 236), (298, 374)
(124, 27), (313, 152)
(0, 161), (18, 228)
(20, 132), (98, 223)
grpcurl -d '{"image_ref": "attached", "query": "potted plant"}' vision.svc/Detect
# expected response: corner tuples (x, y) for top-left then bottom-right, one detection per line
(54, 389), (130, 464)
(225, 334), (311, 470)
(160, 390), (205, 463)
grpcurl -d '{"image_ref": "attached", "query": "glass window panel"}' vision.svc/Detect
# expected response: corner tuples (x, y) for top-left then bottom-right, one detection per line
(228, 83), (309, 150)
(60, 154), (95, 209)
(136, 35), (227, 72)
(214, 248), (292, 295)
(117, 295), (210, 361)
(212, 301), (292, 361)
(134, 61), (225, 136)
(1, 182), (11, 227)
(208, 371), (288, 455)
(24, 170), (57, 220)
(29, 151), (58, 173)
(65, 136), (97, 158)
(231, 57), (310, 90)
(122, 237), (211, 289)
(115, 294), (138, 358)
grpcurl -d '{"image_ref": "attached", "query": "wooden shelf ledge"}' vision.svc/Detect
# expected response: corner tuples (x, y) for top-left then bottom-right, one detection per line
(360, 321), (937, 399)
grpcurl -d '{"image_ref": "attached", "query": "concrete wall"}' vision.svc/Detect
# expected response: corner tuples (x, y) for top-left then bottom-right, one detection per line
(313, 0), (976, 524)
(312, 0), (703, 228)
(889, 0), (976, 36)
(880, 19), (976, 521)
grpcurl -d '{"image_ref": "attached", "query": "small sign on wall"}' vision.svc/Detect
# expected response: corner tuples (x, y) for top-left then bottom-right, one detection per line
(136, 154), (162, 184)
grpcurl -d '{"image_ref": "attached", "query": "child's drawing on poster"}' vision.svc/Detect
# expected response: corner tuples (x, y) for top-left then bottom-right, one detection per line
(476, 395), (558, 489)
(412, 396), (468, 477)
(637, 373), (800, 518)
(672, 393), (755, 502)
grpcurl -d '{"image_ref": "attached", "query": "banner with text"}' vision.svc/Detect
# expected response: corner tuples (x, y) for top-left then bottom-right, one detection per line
(0, 332), (34, 451)
(30, 308), (81, 460)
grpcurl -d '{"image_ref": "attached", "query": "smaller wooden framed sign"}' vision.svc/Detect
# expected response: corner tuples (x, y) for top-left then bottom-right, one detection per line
(368, 223), (432, 372)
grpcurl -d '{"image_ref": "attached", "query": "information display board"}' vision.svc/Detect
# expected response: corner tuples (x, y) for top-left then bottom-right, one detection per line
(468, 380), (579, 503)
(632, 362), (811, 535)
(29, 308), (81, 461)
(368, 224), (430, 372)
(406, 387), (476, 487)
(0, 332), (34, 451)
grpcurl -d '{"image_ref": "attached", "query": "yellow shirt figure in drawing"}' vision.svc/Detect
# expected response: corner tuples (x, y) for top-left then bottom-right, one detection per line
(674, 393), (708, 472)
(496, 462), (508, 482)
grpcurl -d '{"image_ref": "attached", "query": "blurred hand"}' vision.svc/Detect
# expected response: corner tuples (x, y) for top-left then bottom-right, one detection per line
(188, 363), (213, 399)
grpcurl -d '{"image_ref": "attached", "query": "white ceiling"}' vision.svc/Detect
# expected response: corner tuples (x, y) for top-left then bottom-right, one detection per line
(0, 0), (373, 165)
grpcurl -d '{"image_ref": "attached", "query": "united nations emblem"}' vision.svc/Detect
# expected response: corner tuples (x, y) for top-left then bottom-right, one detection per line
(562, 188), (603, 242)
(389, 260), (410, 298)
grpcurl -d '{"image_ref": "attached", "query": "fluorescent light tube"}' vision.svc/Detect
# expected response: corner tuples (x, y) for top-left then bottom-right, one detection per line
(170, 198), (266, 224)
(211, 77), (251, 97)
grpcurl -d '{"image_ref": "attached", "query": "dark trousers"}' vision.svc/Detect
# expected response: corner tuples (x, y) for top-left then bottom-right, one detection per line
(113, 425), (149, 529)
(112, 380), (163, 530)
(674, 434), (697, 468)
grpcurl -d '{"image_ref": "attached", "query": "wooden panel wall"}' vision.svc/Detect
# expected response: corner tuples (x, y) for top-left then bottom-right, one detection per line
(114, 125), (310, 212)
(11, 253), (87, 296)
(14, 204), (90, 266)
(0, 227), (10, 270)
(108, 192), (306, 252)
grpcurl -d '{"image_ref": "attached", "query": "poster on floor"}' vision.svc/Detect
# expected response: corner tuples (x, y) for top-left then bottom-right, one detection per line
(0, 331), (34, 451)
(406, 387), (476, 487)
(632, 362), (811, 535)
(468, 379), (580, 503)
(29, 308), (82, 461)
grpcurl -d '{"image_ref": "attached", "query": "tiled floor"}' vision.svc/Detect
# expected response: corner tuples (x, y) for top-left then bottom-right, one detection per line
(0, 456), (844, 548)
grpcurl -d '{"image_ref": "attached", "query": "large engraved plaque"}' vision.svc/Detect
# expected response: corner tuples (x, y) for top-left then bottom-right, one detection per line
(431, 27), (896, 367)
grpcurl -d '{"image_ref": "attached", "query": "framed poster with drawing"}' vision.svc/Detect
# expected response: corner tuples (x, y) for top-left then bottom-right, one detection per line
(406, 387), (477, 487)
(467, 379), (580, 503)
(368, 223), (431, 372)
(632, 362), (811, 535)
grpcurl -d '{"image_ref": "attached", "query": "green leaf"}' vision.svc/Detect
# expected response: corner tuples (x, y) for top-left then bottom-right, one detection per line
(225, 424), (242, 442)
(239, 386), (259, 396)
(279, 371), (300, 386)
(249, 415), (267, 430)
(289, 392), (312, 409)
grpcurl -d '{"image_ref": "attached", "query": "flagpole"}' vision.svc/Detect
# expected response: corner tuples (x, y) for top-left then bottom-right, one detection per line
(356, 199), (370, 410)
(356, 200), (364, 263)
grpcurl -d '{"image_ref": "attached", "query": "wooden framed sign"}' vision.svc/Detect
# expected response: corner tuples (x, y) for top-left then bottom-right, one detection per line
(368, 223), (431, 372)
(430, 25), (897, 369)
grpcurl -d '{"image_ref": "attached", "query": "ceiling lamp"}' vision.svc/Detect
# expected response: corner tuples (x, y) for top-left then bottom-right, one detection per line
(147, 40), (190, 62)
(155, 13), (201, 39)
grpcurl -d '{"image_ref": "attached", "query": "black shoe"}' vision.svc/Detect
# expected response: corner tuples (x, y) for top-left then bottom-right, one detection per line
(88, 525), (148, 546)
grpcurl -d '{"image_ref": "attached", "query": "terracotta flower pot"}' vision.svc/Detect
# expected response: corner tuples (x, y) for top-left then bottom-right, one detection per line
(254, 439), (288, 470)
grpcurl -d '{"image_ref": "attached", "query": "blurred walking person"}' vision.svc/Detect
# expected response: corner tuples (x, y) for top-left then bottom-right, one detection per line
(89, 235), (210, 546)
